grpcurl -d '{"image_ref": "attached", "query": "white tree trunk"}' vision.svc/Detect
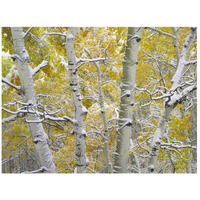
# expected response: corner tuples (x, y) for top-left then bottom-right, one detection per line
(11, 27), (55, 173)
(113, 27), (143, 173)
(66, 28), (88, 173)
(84, 48), (112, 173)
(147, 27), (197, 173)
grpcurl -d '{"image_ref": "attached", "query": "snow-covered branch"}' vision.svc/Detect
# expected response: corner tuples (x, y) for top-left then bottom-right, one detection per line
(23, 27), (33, 38)
(2, 107), (77, 125)
(31, 60), (48, 76)
(185, 60), (197, 66)
(160, 142), (196, 149)
(167, 84), (197, 107)
(127, 35), (141, 42)
(171, 28), (197, 90)
(45, 32), (67, 37)
(148, 27), (176, 39)
(117, 118), (132, 130)
(75, 57), (107, 72)
(152, 93), (171, 100)
(2, 115), (18, 124)
(77, 58), (106, 63)
(2, 77), (21, 91)
(136, 139), (150, 154)
(22, 166), (49, 173)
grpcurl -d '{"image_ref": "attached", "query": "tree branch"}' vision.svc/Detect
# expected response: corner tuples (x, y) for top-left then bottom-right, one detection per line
(2, 115), (17, 124)
(22, 166), (49, 173)
(32, 60), (48, 76)
(75, 57), (107, 72)
(45, 32), (67, 37)
(185, 60), (197, 66)
(23, 27), (34, 38)
(2, 107), (77, 125)
(161, 142), (196, 149)
(171, 27), (197, 89)
(2, 77), (21, 91)
(167, 84), (197, 106)
(148, 27), (176, 39)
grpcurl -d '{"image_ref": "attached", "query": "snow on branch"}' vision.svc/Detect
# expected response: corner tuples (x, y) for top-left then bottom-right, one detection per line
(22, 166), (49, 173)
(10, 54), (22, 62)
(127, 35), (141, 42)
(27, 114), (77, 124)
(2, 107), (77, 125)
(160, 142), (196, 149)
(77, 58), (107, 63)
(171, 28), (197, 90)
(148, 27), (176, 39)
(2, 115), (17, 124)
(151, 80), (196, 101)
(31, 60), (48, 76)
(167, 84), (197, 107)
(2, 77), (21, 91)
(23, 27), (33, 38)
(121, 85), (137, 98)
(118, 118), (133, 130)
(45, 32), (67, 37)
(185, 60), (197, 66)
(75, 57), (107, 72)
(152, 93), (172, 100)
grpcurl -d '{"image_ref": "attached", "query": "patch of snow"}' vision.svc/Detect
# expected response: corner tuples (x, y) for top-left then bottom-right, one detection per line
(67, 33), (74, 39)
(2, 51), (10, 58)
(112, 152), (120, 156)
(112, 66), (118, 73)
(130, 139), (134, 149)
(113, 166), (122, 169)
(80, 106), (88, 116)
(85, 155), (89, 165)
(81, 129), (87, 137)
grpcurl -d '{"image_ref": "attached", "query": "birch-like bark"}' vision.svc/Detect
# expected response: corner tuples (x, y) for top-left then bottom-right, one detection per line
(113, 27), (143, 173)
(10, 27), (55, 173)
(147, 27), (197, 173)
(172, 27), (180, 65)
(84, 48), (112, 173)
(66, 28), (87, 173)
(189, 104), (197, 167)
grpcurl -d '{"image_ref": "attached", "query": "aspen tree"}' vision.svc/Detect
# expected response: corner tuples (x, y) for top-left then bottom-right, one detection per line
(113, 27), (143, 173)
(147, 27), (197, 173)
(10, 27), (55, 173)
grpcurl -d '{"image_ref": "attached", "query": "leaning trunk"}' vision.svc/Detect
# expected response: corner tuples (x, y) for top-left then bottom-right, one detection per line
(147, 27), (197, 173)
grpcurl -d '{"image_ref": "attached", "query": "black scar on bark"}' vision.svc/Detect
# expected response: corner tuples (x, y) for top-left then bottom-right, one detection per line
(191, 27), (196, 32)
(136, 37), (141, 42)
(150, 168), (154, 172)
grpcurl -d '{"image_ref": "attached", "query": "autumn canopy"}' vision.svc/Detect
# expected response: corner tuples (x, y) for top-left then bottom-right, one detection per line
(1, 27), (197, 173)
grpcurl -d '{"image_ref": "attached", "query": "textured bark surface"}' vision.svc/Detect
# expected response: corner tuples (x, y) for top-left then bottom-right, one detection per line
(113, 27), (143, 173)
(84, 48), (112, 173)
(11, 27), (55, 173)
(189, 104), (197, 173)
(147, 106), (173, 173)
(147, 28), (197, 173)
(66, 28), (87, 173)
